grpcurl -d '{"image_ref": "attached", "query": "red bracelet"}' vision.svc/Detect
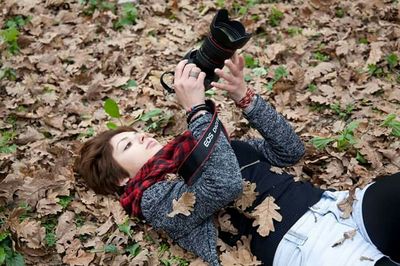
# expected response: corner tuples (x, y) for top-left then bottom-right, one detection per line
(235, 88), (255, 109)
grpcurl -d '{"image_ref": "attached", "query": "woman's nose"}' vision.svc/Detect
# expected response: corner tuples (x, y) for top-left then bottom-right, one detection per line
(137, 133), (146, 144)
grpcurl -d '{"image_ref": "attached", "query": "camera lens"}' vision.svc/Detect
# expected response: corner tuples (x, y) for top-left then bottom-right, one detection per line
(160, 9), (251, 93)
(185, 9), (252, 89)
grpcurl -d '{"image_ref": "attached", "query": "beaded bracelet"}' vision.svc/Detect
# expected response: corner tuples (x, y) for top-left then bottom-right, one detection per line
(235, 87), (255, 109)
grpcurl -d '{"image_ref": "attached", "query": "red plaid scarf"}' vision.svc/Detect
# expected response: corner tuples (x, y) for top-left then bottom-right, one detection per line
(120, 131), (197, 217)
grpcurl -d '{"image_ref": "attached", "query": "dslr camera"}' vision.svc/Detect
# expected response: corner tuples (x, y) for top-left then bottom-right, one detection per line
(161, 9), (252, 93)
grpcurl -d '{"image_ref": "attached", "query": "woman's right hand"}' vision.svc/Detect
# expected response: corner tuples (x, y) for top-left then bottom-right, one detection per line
(174, 60), (206, 111)
(211, 53), (247, 104)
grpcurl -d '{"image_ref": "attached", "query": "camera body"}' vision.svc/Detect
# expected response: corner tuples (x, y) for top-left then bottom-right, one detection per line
(161, 9), (252, 93)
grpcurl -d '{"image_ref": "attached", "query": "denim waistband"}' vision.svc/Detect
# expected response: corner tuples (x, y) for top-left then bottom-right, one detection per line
(273, 187), (384, 266)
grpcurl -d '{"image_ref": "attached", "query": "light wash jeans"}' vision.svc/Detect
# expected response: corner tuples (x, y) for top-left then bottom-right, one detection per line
(273, 184), (395, 266)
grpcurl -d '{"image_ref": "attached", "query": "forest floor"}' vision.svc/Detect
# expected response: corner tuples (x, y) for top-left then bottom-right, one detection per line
(1, 0), (399, 265)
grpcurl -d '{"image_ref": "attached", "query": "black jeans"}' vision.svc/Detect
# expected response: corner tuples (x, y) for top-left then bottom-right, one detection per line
(362, 172), (400, 265)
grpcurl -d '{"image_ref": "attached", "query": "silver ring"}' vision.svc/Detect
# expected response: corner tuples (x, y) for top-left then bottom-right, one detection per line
(189, 71), (200, 78)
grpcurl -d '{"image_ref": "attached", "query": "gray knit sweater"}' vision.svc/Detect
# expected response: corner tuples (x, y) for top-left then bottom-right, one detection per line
(141, 94), (305, 265)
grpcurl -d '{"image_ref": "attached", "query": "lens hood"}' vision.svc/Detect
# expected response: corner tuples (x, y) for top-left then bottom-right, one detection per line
(160, 9), (252, 93)
(210, 9), (252, 49)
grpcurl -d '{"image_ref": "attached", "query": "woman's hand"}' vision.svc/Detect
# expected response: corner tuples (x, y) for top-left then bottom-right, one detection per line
(174, 60), (206, 111)
(211, 53), (247, 103)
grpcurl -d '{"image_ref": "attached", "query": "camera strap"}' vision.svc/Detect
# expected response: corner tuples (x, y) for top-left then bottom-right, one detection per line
(160, 71), (175, 93)
(178, 100), (229, 186)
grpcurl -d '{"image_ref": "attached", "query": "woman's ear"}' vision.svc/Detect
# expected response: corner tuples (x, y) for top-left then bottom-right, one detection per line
(117, 177), (130, 186)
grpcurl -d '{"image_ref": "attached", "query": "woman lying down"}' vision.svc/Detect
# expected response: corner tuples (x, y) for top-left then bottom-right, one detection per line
(75, 54), (400, 266)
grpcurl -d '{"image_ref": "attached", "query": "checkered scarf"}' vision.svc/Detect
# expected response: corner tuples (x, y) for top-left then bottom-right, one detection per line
(120, 131), (197, 218)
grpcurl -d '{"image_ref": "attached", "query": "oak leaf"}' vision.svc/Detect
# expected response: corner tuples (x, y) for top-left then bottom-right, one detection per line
(332, 229), (357, 247)
(251, 196), (282, 237)
(366, 42), (385, 66)
(56, 211), (76, 253)
(14, 219), (46, 249)
(302, 62), (336, 89)
(167, 192), (196, 217)
(220, 236), (262, 266)
(234, 181), (258, 211)
(337, 189), (356, 219)
(265, 43), (286, 63)
(218, 212), (238, 235)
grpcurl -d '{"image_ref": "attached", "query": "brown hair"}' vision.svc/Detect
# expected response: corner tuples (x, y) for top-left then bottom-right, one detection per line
(74, 126), (135, 195)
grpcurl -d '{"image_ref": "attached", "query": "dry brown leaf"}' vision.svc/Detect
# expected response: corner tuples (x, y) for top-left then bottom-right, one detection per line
(0, 174), (25, 204)
(218, 211), (238, 235)
(56, 211), (77, 253)
(220, 235), (262, 266)
(14, 219), (46, 249)
(331, 229), (357, 247)
(265, 43), (286, 63)
(64, 249), (95, 266)
(335, 40), (352, 56)
(251, 196), (282, 237)
(167, 192), (196, 217)
(337, 189), (356, 219)
(270, 166), (284, 174)
(36, 196), (63, 216)
(366, 42), (385, 65)
(96, 217), (114, 236)
(310, 95), (331, 105)
(128, 248), (151, 265)
(363, 80), (382, 95)
(63, 239), (94, 266)
(360, 256), (375, 261)
(234, 181), (258, 211)
(302, 62), (336, 89)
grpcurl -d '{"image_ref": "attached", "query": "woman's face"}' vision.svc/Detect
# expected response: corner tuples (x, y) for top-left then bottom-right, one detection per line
(110, 131), (163, 185)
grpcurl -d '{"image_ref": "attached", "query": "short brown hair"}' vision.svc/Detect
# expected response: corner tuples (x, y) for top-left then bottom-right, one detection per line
(74, 126), (135, 195)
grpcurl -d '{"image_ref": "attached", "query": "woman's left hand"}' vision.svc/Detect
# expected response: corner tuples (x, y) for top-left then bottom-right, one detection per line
(211, 53), (247, 103)
(174, 60), (206, 111)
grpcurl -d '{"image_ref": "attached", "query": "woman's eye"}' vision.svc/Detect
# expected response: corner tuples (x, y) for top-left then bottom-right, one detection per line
(124, 142), (132, 151)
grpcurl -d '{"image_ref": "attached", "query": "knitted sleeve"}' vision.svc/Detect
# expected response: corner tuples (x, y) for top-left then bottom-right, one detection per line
(242, 94), (305, 167)
(141, 112), (242, 265)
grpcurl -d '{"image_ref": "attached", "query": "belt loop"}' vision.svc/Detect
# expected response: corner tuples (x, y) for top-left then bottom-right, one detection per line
(284, 230), (308, 246)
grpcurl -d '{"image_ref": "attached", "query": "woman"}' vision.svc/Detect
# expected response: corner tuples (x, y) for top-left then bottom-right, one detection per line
(75, 54), (400, 266)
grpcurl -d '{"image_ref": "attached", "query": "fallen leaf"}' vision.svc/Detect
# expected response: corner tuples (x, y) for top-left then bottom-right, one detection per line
(360, 256), (374, 261)
(167, 192), (196, 217)
(250, 196), (282, 237)
(234, 181), (258, 211)
(366, 42), (385, 66)
(220, 235), (262, 266)
(269, 166), (284, 175)
(337, 189), (356, 219)
(13, 219), (46, 249)
(218, 211), (238, 235)
(331, 229), (357, 247)
(302, 62), (336, 89)
(96, 217), (114, 236)
(265, 43), (286, 63)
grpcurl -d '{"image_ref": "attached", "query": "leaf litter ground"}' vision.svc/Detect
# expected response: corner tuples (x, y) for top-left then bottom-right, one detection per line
(0, 0), (399, 265)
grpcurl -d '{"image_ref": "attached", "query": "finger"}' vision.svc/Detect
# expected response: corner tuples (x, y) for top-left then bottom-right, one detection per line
(197, 72), (206, 85)
(238, 55), (245, 70)
(211, 81), (234, 92)
(182, 63), (196, 79)
(232, 53), (239, 65)
(225, 59), (240, 77)
(215, 68), (234, 83)
(174, 59), (188, 81)
(190, 67), (202, 79)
